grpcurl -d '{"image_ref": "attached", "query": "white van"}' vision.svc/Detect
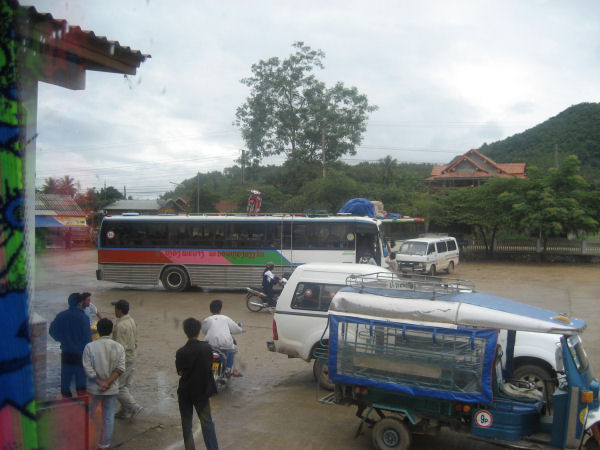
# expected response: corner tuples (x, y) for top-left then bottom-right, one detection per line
(396, 236), (459, 275)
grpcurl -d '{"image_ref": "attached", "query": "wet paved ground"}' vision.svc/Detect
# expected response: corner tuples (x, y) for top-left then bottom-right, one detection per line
(33, 249), (600, 449)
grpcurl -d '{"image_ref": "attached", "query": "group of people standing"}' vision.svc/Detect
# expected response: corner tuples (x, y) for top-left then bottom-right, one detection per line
(49, 291), (243, 450)
(49, 293), (142, 449)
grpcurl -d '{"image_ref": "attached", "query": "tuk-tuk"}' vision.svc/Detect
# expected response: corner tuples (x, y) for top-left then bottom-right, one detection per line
(318, 272), (600, 449)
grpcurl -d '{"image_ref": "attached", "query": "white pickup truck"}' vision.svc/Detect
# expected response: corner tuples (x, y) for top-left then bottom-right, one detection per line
(266, 263), (559, 394)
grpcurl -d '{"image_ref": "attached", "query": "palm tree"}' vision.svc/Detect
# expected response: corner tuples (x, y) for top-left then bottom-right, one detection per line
(42, 177), (59, 194)
(57, 175), (78, 197)
(379, 156), (397, 184)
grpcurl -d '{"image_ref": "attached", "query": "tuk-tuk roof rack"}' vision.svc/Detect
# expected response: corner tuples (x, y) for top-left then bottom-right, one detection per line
(346, 271), (475, 296)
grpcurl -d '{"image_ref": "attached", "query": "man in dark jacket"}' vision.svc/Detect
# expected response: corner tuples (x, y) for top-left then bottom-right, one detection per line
(49, 292), (92, 397)
(175, 317), (218, 450)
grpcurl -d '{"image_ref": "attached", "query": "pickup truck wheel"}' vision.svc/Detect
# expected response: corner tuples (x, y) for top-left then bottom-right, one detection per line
(313, 358), (334, 390)
(513, 363), (555, 400)
(584, 435), (600, 450)
(372, 417), (411, 450)
(161, 266), (189, 291)
(427, 265), (436, 276)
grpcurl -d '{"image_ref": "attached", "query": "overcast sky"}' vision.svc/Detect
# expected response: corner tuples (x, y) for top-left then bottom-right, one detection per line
(26, 0), (600, 199)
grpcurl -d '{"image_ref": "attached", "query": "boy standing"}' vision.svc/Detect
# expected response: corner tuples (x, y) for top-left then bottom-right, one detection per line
(176, 318), (218, 450)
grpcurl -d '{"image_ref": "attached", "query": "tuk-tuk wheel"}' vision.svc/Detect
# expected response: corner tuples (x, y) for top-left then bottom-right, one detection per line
(372, 417), (411, 450)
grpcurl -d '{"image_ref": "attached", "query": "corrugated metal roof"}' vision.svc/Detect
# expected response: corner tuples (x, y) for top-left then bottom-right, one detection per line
(35, 194), (85, 216)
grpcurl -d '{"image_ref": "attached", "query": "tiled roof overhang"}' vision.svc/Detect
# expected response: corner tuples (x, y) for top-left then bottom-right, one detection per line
(14, 3), (150, 89)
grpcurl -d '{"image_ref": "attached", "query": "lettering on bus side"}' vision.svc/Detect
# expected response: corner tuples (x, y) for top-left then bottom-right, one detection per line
(220, 250), (265, 259)
(163, 250), (206, 258)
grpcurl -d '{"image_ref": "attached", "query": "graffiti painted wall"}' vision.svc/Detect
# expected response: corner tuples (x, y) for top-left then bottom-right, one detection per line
(0, 1), (38, 448)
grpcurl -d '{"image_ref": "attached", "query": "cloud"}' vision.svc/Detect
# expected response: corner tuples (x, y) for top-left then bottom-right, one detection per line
(26, 0), (600, 198)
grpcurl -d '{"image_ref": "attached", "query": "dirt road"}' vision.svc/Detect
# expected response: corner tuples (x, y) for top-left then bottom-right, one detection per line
(33, 250), (600, 449)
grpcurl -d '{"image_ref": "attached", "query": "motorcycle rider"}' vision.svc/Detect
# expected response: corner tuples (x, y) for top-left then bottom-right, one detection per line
(247, 189), (262, 215)
(202, 299), (243, 377)
(262, 262), (281, 309)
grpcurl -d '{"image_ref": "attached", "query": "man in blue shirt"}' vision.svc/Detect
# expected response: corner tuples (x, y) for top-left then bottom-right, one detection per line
(49, 292), (92, 397)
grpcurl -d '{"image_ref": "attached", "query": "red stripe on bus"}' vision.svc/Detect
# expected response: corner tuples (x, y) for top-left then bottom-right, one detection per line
(98, 249), (171, 264)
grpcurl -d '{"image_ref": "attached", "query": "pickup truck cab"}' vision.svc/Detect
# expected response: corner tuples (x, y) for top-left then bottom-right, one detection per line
(267, 263), (388, 387)
(267, 263), (559, 393)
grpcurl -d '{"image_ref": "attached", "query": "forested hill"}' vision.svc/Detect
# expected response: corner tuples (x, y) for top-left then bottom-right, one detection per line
(478, 102), (600, 181)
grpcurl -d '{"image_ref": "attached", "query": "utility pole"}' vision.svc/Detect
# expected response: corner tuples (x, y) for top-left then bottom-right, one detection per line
(321, 127), (326, 178)
(241, 150), (245, 185)
(196, 172), (200, 214)
(123, 185), (126, 198)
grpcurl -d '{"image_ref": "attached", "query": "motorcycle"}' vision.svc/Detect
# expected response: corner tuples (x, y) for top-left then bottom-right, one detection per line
(245, 286), (274, 312)
(246, 189), (262, 215)
(211, 348), (231, 391)
(245, 275), (288, 312)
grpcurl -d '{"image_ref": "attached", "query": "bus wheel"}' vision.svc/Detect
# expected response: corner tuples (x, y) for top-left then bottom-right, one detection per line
(161, 266), (189, 291)
(372, 417), (411, 450)
(446, 261), (454, 274)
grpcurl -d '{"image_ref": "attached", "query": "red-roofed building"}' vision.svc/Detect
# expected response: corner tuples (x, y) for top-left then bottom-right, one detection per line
(426, 149), (526, 188)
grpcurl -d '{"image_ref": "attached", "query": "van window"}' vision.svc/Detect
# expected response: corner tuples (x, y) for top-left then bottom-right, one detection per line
(291, 283), (344, 311)
(427, 243), (436, 255)
(446, 239), (457, 251)
(436, 241), (448, 253)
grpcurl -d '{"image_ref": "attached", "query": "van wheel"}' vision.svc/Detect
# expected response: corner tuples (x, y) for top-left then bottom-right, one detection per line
(427, 265), (436, 276)
(446, 261), (454, 274)
(161, 266), (189, 291)
(372, 417), (411, 450)
(313, 358), (334, 390)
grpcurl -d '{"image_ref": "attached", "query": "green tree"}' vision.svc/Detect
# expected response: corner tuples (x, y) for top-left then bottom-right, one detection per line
(505, 156), (599, 253)
(235, 42), (377, 176)
(435, 179), (519, 256)
(296, 169), (359, 213)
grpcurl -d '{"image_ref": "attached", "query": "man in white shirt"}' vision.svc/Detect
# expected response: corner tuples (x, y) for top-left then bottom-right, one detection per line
(202, 299), (243, 377)
(82, 318), (125, 449)
(82, 292), (103, 323)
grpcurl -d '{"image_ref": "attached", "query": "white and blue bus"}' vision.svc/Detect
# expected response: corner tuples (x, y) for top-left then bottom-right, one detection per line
(97, 214), (387, 291)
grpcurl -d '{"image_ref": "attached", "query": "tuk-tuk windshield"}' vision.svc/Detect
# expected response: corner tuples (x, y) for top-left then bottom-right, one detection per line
(567, 335), (590, 373)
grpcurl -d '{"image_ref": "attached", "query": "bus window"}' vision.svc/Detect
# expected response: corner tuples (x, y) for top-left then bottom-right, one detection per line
(281, 221), (292, 249)
(265, 222), (282, 249)
(292, 223), (309, 249)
